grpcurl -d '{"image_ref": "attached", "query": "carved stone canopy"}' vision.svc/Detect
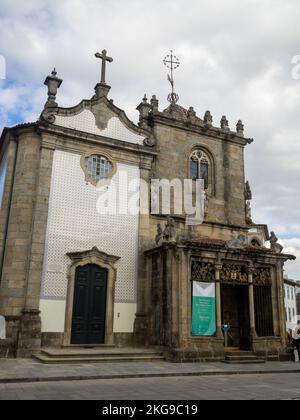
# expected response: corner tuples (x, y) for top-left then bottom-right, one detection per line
(67, 247), (120, 267)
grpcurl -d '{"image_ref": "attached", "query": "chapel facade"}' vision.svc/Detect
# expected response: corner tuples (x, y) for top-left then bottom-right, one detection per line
(0, 51), (295, 360)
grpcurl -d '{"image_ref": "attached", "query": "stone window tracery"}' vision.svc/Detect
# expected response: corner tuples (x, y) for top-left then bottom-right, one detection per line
(189, 150), (210, 189)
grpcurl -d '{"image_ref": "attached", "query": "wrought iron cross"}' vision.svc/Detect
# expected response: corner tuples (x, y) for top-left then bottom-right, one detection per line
(95, 49), (113, 84)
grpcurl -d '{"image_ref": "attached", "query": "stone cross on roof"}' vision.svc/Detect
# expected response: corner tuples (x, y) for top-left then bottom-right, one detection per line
(95, 49), (113, 85)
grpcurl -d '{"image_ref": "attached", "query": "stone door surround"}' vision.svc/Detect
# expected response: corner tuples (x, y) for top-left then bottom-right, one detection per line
(63, 247), (120, 346)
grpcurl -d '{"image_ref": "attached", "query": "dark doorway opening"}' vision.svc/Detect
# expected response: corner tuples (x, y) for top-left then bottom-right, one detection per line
(71, 264), (107, 345)
(221, 284), (251, 350)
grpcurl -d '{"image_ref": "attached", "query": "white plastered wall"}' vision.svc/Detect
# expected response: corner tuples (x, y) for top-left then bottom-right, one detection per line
(39, 150), (140, 334)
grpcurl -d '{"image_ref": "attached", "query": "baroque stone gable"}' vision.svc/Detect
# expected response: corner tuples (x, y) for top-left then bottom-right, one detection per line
(41, 96), (155, 147)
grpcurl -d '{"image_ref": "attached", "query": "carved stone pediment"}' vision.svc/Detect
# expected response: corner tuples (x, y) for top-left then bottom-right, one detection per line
(67, 247), (120, 268)
(40, 95), (156, 146)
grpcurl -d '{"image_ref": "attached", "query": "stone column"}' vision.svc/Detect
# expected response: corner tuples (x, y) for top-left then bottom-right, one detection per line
(17, 140), (55, 357)
(276, 261), (286, 347)
(0, 137), (18, 274)
(134, 157), (153, 346)
(0, 129), (42, 357)
(248, 265), (257, 340)
(214, 264), (223, 339)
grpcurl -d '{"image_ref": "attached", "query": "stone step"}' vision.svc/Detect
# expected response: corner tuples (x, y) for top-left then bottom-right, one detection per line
(32, 353), (165, 364)
(222, 351), (266, 365)
(225, 355), (262, 362)
(225, 351), (253, 357)
(39, 347), (163, 359)
(222, 359), (266, 365)
(62, 344), (116, 349)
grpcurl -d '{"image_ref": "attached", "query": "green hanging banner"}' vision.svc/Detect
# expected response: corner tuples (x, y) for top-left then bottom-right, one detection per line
(192, 281), (216, 336)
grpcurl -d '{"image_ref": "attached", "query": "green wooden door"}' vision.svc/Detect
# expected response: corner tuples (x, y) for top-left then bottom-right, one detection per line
(71, 264), (107, 345)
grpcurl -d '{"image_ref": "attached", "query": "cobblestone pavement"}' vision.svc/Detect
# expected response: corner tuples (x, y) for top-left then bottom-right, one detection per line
(0, 373), (300, 400)
(0, 359), (299, 383)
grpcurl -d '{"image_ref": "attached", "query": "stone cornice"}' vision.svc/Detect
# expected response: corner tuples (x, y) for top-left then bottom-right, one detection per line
(150, 111), (253, 146)
(150, 214), (249, 231)
(38, 123), (158, 157)
(145, 241), (296, 263)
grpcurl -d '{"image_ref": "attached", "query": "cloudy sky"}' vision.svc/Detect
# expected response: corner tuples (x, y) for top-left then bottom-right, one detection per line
(0, 0), (299, 278)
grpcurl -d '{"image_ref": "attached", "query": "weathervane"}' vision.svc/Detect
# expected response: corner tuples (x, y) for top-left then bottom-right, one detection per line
(163, 50), (180, 104)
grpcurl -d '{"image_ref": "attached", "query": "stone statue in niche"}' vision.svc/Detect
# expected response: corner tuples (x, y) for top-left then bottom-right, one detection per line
(268, 231), (283, 254)
(226, 235), (246, 250)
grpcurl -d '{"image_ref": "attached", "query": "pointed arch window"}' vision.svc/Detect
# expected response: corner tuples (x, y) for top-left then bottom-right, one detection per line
(190, 150), (210, 189)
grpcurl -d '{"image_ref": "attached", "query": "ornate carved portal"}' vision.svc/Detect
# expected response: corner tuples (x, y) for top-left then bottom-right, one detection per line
(190, 261), (275, 344)
(63, 247), (120, 346)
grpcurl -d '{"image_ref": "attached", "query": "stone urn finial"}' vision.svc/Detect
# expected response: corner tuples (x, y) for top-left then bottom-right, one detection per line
(136, 94), (152, 128)
(44, 68), (63, 108)
(151, 95), (159, 112)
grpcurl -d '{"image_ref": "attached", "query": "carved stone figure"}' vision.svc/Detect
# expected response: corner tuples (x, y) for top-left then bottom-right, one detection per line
(203, 190), (209, 217)
(155, 224), (163, 246)
(187, 107), (196, 124)
(245, 181), (252, 201)
(246, 201), (253, 225)
(204, 110), (213, 126)
(236, 120), (244, 137)
(226, 235), (246, 249)
(163, 216), (176, 242)
(268, 231), (283, 254)
(220, 115), (229, 131)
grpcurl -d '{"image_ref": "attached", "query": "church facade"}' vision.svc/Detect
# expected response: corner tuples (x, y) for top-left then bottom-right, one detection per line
(0, 51), (295, 360)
